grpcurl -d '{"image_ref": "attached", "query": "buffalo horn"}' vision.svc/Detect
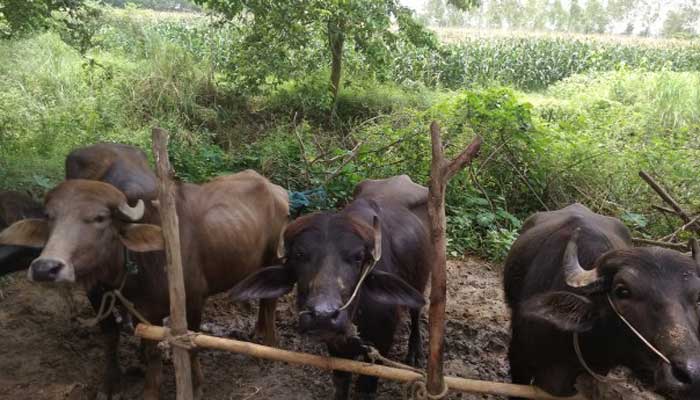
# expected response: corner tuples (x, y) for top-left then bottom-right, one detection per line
(690, 238), (700, 271)
(564, 227), (598, 287)
(371, 215), (382, 262)
(117, 199), (145, 221)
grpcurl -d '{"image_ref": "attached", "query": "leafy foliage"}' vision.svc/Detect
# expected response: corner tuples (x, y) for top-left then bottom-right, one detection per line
(1, 6), (699, 262)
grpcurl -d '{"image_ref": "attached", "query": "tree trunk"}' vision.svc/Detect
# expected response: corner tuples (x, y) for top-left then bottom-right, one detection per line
(328, 19), (344, 121)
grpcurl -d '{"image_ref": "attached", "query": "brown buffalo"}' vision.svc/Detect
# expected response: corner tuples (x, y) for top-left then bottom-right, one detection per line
(505, 203), (700, 399)
(0, 170), (288, 400)
(231, 176), (430, 400)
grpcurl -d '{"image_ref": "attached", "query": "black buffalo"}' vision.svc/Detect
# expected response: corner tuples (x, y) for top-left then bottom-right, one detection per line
(0, 191), (44, 276)
(504, 203), (700, 399)
(231, 176), (431, 400)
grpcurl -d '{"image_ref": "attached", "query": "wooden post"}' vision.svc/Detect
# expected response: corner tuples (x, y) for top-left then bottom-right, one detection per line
(135, 324), (586, 400)
(426, 121), (482, 396)
(152, 127), (194, 400)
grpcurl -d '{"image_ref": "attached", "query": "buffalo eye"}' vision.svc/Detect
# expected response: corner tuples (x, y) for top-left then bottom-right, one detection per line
(613, 284), (631, 300)
(293, 249), (306, 261)
(94, 215), (107, 223)
(352, 251), (364, 266)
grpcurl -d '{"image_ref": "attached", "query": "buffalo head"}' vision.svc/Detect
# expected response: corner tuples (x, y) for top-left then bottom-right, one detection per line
(523, 228), (700, 399)
(0, 180), (163, 285)
(230, 209), (424, 340)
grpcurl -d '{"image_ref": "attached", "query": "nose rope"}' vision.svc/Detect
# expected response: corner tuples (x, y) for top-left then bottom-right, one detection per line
(78, 250), (151, 328)
(606, 294), (671, 365)
(573, 294), (672, 383)
(338, 257), (380, 312)
(573, 331), (624, 383)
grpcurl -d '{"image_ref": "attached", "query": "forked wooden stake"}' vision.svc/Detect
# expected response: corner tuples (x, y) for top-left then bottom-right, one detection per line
(426, 121), (482, 396)
(152, 127), (194, 400)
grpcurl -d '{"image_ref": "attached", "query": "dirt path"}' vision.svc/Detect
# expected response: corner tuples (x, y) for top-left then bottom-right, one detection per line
(0, 258), (657, 400)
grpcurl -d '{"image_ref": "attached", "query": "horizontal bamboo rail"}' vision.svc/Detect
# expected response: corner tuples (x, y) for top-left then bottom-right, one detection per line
(135, 324), (586, 400)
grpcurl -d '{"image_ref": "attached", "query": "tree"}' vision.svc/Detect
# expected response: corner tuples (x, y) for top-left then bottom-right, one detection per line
(424, 0), (447, 26)
(547, 0), (568, 31)
(568, 0), (583, 32)
(582, 0), (608, 34)
(196, 0), (479, 118)
(0, 0), (83, 38)
(662, 5), (700, 38)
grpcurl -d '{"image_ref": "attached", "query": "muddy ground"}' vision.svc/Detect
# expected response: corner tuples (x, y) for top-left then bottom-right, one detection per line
(0, 258), (659, 400)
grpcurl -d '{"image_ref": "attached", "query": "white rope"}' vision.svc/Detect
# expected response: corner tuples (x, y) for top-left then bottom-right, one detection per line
(338, 258), (379, 312)
(606, 294), (671, 365)
(573, 332), (623, 383)
(573, 294), (671, 383)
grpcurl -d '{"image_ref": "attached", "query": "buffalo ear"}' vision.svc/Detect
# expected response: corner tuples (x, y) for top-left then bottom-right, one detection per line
(119, 224), (164, 252)
(230, 265), (295, 301)
(364, 270), (425, 309)
(520, 291), (598, 332)
(0, 219), (49, 248)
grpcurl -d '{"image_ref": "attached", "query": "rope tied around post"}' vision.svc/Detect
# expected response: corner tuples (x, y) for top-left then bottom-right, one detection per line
(163, 331), (200, 351)
(363, 346), (449, 400)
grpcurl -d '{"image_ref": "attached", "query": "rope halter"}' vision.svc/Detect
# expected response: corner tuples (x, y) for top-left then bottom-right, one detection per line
(574, 293), (671, 382)
(338, 215), (382, 312)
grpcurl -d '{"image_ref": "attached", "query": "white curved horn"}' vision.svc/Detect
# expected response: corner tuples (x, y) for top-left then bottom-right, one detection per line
(371, 215), (382, 262)
(564, 228), (598, 287)
(117, 199), (145, 221)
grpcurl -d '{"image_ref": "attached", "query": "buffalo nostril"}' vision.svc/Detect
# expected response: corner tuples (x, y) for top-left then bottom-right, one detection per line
(47, 264), (63, 279)
(672, 363), (693, 386)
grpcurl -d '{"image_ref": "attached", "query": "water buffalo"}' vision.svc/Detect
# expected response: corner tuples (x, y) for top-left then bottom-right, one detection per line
(352, 174), (429, 228)
(504, 203), (700, 399)
(65, 142), (158, 202)
(0, 191), (43, 276)
(1, 143), (157, 277)
(231, 176), (431, 400)
(0, 170), (289, 400)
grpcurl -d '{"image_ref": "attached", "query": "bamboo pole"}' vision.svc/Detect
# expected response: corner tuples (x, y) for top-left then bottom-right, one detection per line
(135, 324), (585, 400)
(426, 121), (482, 397)
(152, 127), (194, 400)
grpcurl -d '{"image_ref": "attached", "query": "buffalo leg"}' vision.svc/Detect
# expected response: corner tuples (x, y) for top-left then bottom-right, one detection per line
(533, 363), (579, 397)
(142, 339), (162, 400)
(357, 305), (399, 399)
(405, 308), (424, 367)
(88, 287), (122, 400)
(255, 298), (278, 346)
(507, 331), (533, 400)
(327, 344), (353, 400)
(188, 303), (205, 400)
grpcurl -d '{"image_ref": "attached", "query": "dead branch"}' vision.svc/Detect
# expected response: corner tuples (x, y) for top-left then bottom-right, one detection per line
(652, 205), (678, 215)
(639, 171), (692, 223)
(633, 238), (689, 251)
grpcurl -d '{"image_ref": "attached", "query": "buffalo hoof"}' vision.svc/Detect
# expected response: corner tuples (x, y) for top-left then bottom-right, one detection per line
(357, 393), (377, 400)
(96, 391), (121, 400)
(193, 386), (204, 400)
(405, 349), (424, 368)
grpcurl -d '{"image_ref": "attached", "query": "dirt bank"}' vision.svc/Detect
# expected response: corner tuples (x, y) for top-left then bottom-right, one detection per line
(0, 258), (658, 400)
